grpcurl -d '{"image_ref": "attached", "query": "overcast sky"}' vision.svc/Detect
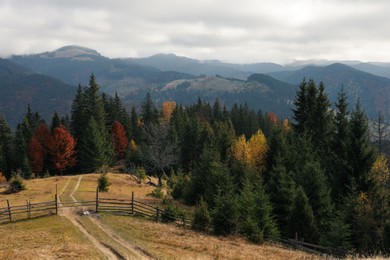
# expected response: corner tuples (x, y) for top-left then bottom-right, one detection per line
(0, 0), (389, 64)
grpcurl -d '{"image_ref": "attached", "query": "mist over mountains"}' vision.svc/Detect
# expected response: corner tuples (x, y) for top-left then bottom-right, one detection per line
(2, 45), (390, 127)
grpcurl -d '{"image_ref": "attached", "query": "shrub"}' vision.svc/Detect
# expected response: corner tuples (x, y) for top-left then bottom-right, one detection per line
(97, 173), (111, 192)
(241, 217), (264, 243)
(147, 186), (164, 199)
(137, 167), (147, 181)
(8, 174), (26, 193)
(192, 197), (211, 232)
(161, 202), (183, 223)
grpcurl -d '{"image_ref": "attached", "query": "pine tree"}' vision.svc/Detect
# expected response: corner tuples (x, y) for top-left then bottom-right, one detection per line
(79, 117), (107, 173)
(141, 92), (159, 125)
(288, 186), (320, 243)
(0, 118), (13, 180)
(292, 79), (308, 134)
(70, 85), (85, 140)
(50, 112), (61, 133)
(349, 99), (375, 192)
(267, 155), (296, 237)
(332, 86), (351, 201)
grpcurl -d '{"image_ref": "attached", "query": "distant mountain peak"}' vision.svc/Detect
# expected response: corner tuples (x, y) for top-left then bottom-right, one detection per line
(40, 45), (101, 60)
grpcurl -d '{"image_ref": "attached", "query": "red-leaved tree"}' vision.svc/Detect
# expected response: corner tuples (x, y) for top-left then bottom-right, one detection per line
(28, 123), (52, 174)
(49, 125), (77, 174)
(28, 136), (45, 174)
(112, 121), (128, 159)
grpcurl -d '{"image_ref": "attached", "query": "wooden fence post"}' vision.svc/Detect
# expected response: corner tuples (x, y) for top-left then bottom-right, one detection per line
(26, 200), (30, 219)
(131, 191), (134, 214)
(156, 207), (160, 222)
(95, 188), (99, 213)
(6, 200), (11, 222)
(55, 194), (58, 215)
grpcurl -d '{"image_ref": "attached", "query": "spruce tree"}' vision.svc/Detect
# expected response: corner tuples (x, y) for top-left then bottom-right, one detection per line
(349, 99), (375, 192)
(292, 79), (308, 134)
(50, 112), (61, 133)
(267, 155), (296, 237)
(141, 92), (159, 125)
(0, 118), (13, 179)
(79, 117), (106, 173)
(332, 86), (351, 201)
(288, 186), (319, 243)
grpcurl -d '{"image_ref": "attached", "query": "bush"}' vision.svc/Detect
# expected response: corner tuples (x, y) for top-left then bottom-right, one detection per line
(241, 217), (264, 243)
(97, 165), (110, 174)
(97, 173), (111, 192)
(137, 167), (147, 181)
(161, 202), (183, 223)
(8, 174), (26, 193)
(147, 187), (164, 199)
(192, 197), (211, 232)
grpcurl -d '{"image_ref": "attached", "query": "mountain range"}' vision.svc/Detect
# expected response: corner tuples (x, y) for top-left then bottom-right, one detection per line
(1, 45), (390, 127)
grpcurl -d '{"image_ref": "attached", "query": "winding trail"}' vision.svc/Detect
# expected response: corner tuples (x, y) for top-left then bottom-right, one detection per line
(58, 176), (151, 260)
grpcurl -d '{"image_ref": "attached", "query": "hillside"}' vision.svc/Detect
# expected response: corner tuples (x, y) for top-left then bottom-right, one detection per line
(0, 173), (316, 259)
(158, 74), (296, 118)
(269, 63), (390, 118)
(0, 59), (76, 127)
(11, 46), (195, 92)
(126, 54), (284, 80)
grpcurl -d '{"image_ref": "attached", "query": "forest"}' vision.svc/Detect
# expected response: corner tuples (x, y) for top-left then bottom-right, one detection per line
(0, 75), (389, 254)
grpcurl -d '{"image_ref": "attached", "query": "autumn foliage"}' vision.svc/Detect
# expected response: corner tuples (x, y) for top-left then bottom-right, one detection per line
(161, 101), (176, 125)
(49, 125), (77, 173)
(231, 130), (268, 172)
(112, 121), (128, 159)
(28, 123), (51, 174)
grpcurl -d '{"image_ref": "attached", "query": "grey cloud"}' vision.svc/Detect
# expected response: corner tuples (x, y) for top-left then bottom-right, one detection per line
(0, 0), (390, 63)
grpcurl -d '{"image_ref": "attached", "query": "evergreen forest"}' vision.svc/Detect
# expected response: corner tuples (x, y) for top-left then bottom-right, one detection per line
(0, 75), (389, 254)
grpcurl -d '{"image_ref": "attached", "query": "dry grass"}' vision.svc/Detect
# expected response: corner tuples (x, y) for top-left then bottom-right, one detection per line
(74, 173), (157, 204)
(0, 173), (321, 259)
(100, 214), (318, 260)
(0, 176), (70, 208)
(0, 215), (104, 259)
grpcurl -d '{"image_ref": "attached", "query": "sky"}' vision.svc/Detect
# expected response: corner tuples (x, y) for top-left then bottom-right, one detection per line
(0, 0), (389, 64)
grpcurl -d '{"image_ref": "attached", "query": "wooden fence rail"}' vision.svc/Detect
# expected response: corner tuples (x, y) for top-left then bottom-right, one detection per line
(0, 190), (346, 258)
(0, 191), (192, 228)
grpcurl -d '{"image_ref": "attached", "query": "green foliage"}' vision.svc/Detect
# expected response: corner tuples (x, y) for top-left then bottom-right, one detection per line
(147, 186), (164, 199)
(169, 170), (191, 200)
(212, 189), (240, 236)
(192, 197), (212, 232)
(8, 173), (26, 193)
(97, 173), (110, 192)
(288, 186), (319, 243)
(161, 202), (183, 223)
(136, 167), (147, 181)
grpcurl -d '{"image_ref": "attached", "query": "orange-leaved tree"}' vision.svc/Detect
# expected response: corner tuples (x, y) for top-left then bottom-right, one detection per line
(162, 101), (177, 125)
(112, 120), (128, 159)
(49, 125), (77, 174)
(28, 123), (52, 174)
(28, 137), (45, 174)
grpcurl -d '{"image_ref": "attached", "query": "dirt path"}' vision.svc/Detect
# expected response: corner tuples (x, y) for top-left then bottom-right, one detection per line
(58, 176), (151, 260)
(58, 176), (118, 259)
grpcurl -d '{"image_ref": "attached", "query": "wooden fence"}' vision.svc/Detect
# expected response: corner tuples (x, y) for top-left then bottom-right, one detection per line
(0, 191), (192, 227)
(1, 191), (348, 258)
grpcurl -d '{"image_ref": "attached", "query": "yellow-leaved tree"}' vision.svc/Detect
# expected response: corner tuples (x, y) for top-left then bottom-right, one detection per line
(248, 130), (268, 172)
(231, 130), (268, 172)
